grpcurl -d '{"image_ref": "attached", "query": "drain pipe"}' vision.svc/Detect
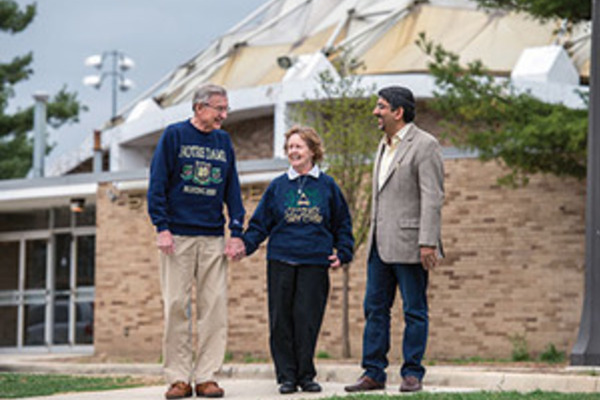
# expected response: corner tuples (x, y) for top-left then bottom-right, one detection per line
(93, 129), (103, 173)
(32, 92), (49, 178)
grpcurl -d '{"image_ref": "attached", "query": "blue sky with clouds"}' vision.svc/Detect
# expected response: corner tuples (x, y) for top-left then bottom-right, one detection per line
(3, 0), (267, 164)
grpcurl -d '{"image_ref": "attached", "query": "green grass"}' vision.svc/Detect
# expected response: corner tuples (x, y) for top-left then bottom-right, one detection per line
(539, 344), (566, 364)
(223, 351), (234, 363)
(322, 392), (600, 400)
(317, 350), (332, 359)
(432, 356), (512, 365)
(0, 373), (144, 399)
(242, 352), (267, 363)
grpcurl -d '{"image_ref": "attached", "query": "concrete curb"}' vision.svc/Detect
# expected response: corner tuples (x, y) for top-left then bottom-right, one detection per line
(426, 367), (600, 393)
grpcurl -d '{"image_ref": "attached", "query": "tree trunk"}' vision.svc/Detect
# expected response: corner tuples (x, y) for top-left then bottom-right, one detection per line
(342, 262), (351, 358)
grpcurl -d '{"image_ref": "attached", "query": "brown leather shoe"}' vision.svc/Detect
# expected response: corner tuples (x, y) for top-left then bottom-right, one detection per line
(344, 375), (385, 392)
(400, 375), (422, 392)
(165, 381), (192, 399)
(196, 381), (224, 398)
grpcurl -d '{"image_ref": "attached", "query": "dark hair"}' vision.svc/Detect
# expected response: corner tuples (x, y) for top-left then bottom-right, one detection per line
(284, 126), (324, 164)
(378, 86), (415, 123)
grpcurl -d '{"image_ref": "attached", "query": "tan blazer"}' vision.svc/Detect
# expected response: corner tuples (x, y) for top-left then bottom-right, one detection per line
(366, 124), (445, 264)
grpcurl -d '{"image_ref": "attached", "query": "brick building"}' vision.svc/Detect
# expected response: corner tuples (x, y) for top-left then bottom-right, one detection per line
(91, 154), (585, 363)
(0, 0), (589, 361)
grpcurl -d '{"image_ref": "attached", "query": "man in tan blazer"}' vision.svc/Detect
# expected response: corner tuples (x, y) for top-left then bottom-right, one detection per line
(345, 86), (444, 393)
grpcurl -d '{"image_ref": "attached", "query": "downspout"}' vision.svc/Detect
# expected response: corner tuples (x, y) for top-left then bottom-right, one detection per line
(93, 130), (103, 173)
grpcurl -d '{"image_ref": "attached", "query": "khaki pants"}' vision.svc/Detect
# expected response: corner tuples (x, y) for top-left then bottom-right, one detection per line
(159, 235), (227, 384)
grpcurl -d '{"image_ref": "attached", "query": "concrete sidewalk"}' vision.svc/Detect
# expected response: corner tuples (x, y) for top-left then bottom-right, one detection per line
(0, 379), (479, 400)
(1, 354), (600, 399)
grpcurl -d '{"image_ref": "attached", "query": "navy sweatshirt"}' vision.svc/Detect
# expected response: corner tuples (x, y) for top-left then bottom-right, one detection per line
(242, 168), (354, 266)
(147, 120), (245, 237)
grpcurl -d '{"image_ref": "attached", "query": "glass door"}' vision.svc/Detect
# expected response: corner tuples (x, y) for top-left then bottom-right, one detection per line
(0, 229), (95, 351)
(0, 240), (20, 347)
(0, 234), (49, 349)
(53, 233), (71, 345)
(74, 234), (95, 344)
(51, 233), (95, 346)
(23, 238), (48, 347)
(0, 206), (95, 352)
(52, 232), (95, 346)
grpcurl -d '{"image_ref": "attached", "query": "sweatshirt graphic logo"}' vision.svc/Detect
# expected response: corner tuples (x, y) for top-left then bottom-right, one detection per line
(284, 188), (323, 224)
(181, 161), (223, 186)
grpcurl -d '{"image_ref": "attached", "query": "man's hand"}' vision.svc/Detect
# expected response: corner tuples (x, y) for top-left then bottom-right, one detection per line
(420, 246), (438, 270)
(225, 237), (246, 261)
(157, 230), (175, 255)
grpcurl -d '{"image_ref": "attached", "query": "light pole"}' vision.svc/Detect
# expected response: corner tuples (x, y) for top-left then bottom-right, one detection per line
(571, 0), (600, 366)
(83, 50), (135, 121)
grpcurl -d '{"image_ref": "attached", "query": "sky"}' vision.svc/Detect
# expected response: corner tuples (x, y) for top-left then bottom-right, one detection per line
(3, 0), (268, 166)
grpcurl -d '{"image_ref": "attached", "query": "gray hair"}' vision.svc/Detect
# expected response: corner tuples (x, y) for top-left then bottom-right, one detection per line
(192, 84), (227, 110)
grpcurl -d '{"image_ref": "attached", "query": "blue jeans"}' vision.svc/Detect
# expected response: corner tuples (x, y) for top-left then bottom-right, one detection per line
(361, 244), (429, 383)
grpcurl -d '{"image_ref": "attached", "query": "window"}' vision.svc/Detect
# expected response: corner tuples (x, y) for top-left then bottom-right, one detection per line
(0, 206), (96, 350)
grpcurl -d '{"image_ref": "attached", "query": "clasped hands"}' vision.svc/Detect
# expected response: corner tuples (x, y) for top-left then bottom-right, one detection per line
(225, 237), (246, 261)
(158, 232), (247, 261)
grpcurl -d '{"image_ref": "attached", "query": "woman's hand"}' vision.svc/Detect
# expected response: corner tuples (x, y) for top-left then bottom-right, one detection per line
(328, 254), (341, 269)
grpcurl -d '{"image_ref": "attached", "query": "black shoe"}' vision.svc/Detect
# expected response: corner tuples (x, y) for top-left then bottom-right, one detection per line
(279, 382), (297, 394)
(300, 381), (322, 392)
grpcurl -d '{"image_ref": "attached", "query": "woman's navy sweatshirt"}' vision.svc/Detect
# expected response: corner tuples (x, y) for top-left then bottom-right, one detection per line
(242, 168), (354, 266)
(147, 120), (245, 237)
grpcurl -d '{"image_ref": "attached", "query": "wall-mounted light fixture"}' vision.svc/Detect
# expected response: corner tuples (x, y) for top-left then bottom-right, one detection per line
(70, 198), (86, 213)
(277, 55), (297, 70)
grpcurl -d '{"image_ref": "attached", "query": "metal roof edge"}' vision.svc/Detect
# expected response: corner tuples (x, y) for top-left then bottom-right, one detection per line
(0, 158), (290, 192)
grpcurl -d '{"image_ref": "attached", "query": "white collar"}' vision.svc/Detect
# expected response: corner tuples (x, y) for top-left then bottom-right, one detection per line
(385, 122), (413, 146)
(398, 122), (412, 140)
(287, 165), (320, 180)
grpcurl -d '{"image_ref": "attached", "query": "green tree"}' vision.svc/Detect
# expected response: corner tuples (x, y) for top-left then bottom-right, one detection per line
(293, 56), (380, 357)
(473, 0), (591, 23)
(414, 0), (592, 186)
(0, 0), (85, 179)
(416, 31), (588, 187)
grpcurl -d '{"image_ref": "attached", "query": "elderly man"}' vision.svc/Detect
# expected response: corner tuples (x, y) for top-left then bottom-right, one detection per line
(345, 86), (444, 393)
(147, 83), (245, 399)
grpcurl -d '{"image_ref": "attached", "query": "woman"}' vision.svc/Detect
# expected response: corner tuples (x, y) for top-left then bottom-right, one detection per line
(242, 126), (354, 394)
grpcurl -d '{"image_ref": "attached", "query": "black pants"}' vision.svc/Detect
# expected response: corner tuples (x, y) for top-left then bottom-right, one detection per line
(267, 259), (330, 384)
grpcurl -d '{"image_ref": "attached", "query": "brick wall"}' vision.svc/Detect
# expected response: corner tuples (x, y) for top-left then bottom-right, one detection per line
(428, 159), (585, 360)
(94, 158), (585, 362)
(94, 185), (163, 361)
(224, 116), (274, 161)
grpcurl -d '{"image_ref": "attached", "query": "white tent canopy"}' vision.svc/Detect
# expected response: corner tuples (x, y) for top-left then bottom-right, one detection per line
(46, 0), (590, 177)
(152, 0), (589, 107)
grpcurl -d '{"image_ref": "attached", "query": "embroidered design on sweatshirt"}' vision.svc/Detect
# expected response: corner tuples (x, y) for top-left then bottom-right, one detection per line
(181, 161), (223, 186)
(284, 188), (323, 224)
(178, 145), (226, 162)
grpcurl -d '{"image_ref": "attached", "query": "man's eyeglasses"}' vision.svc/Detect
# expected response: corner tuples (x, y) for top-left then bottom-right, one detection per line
(375, 103), (390, 110)
(202, 103), (231, 114)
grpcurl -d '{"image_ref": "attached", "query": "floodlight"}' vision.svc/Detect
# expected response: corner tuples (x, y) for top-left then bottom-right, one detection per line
(84, 50), (135, 120)
(84, 54), (103, 69)
(119, 56), (135, 71)
(83, 75), (102, 88)
(119, 78), (134, 91)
